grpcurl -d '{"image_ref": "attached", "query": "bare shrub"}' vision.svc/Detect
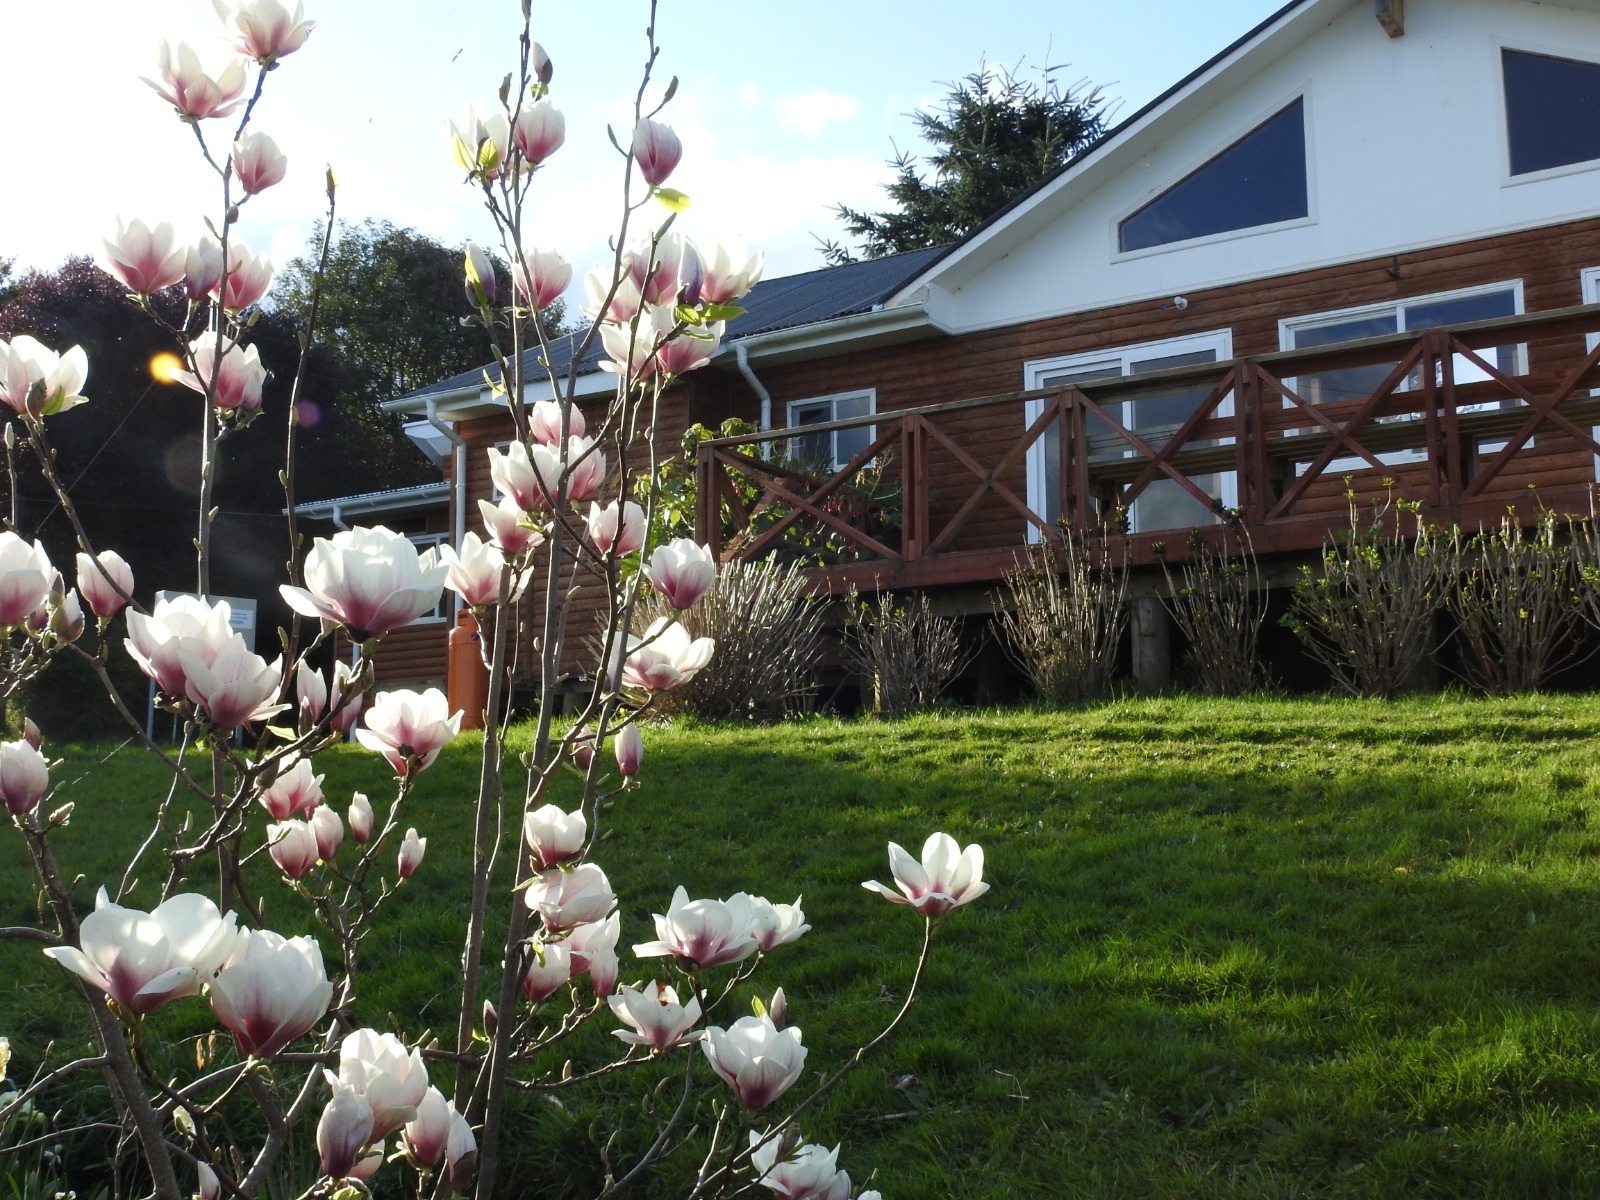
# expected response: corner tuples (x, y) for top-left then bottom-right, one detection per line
(1448, 511), (1586, 693)
(994, 530), (1129, 704)
(1157, 525), (1267, 696)
(636, 558), (824, 719)
(1285, 496), (1454, 697)
(843, 587), (975, 717)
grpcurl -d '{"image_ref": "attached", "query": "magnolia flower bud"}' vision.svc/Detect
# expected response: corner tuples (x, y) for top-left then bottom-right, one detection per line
(317, 1082), (374, 1181)
(482, 999), (498, 1038)
(50, 588), (84, 643)
(631, 118), (682, 187)
(464, 241), (496, 306)
(0, 737), (49, 815)
(348, 792), (374, 843)
(311, 804), (344, 862)
(22, 718), (41, 750)
(613, 723), (642, 778)
(531, 40), (553, 86)
(398, 827), (426, 879)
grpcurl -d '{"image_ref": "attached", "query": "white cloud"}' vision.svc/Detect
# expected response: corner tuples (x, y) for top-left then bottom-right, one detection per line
(773, 90), (861, 138)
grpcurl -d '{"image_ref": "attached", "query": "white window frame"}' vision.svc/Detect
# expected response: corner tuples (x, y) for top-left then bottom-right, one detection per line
(1277, 280), (1526, 473)
(1582, 266), (1600, 479)
(408, 531), (450, 625)
(1023, 329), (1236, 537)
(785, 389), (876, 472)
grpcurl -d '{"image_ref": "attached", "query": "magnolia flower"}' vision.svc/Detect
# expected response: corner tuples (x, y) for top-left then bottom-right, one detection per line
(402, 1086), (456, 1167)
(0, 336), (89, 417)
(281, 525), (448, 640)
(210, 929), (333, 1057)
(862, 832), (989, 918)
(445, 1108), (477, 1190)
(182, 635), (285, 728)
(259, 758), (324, 820)
(144, 41), (247, 120)
(463, 241), (496, 305)
(440, 531), (513, 609)
(267, 819), (319, 879)
(528, 398), (585, 445)
(44, 889), (240, 1015)
(449, 105), (503, 178)
(614, 724), (642, 778)
(749, 1134), (853, 1200)
(0, 534), (56, 626)
(355, 688), (461, 776)
(523, 803), (585, 870)
(0, 738), (48, 816)
(512, 249), (572, 312)
(764, 987), (789, 1029)
(478, 497), (544, 556)
(610, 981), (702, 1051)
(214, 243), (274, 311)
(520, 939), (572, 1004)
(632, 118), (683, 187)
(348, 792), (374, 843)
(583, 263), (644, 326)
(184, 235), (225, 300)
(586, 500), (646, 556)
(645, 539), (716, 609)
(336, 1028), (430, 1139)
(397, 827), (426, 878)
(76, 550), (133, 619)
(488, 437), (606, 511)
(311, 804), (343, 862)
(316, 1082), (374, 1181)
(748, 896), (809, 953)
(524, 862), (615, 933)
(295, 660), (364, 735)
(599, 318), (660, 380)
(172, 335), (267, 411)
(657, 323), (723, 377)
(701, 1015), (807, 1109)
(699, 245), (765, 306)
(125, 594), (236, 696)
(197, 1162), (220, 1200)
(512, 99), (565, 165)
(49, 587), (84, 644)
(633, 887), (759, 970)
(233, 131), (287, 194)
(531, 39), (552, 85)
(100, 218), (186, 294)
(622, 618), (714, 692)
(568, 913), (621, 997)
(214, 0), (316, 64)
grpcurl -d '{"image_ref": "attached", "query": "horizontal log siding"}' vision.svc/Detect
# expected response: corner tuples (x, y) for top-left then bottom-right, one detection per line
(338, 622), (449, 689)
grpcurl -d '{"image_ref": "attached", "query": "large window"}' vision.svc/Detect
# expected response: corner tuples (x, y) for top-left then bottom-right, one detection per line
(1503, 48), (1600, 177)
(1024, 331), (1235, 535)
(787, 390), (875, 472)
(1118, 98), (1309, 253)
(409, 531), (450, 623)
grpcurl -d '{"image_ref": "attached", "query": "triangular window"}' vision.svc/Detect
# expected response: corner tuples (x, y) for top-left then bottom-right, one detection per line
(1118, 97), (1308, 253)
(1503, 48), (1600, 176)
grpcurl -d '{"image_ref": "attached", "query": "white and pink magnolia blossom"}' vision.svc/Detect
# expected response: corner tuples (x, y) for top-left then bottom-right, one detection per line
(214, 243), (274, 311)
(100, 218), (186, 294)
(511, 99), (565, 165)
(124, 594), (235, 696)
(568, 913), (620, 997)
(583, 264), (645, 327)
(401, 1086), (456, 1167)
(749, 1133), (853, 1200)
(173, 335), (267, 411)
(348, 792), (374, 843)
(0, 738), (48, 816)
(355, 688), (461, 776)
(214, 0), (315, 63)
(267, 819), (319, 879)
(599, 318), (660, 380)
(182, 635), (285, 728)
(633, 886), (759, 970)
(316, 1082), (373, 1181)
(260, 758), (325, 820)
(561, 436), (609, 503)
(748, 896), (809, 953)
(478, 497), (544, 556)
(623, 618), (714, 692)
(445, 1108), (477, 1190)
(183, 236), (225, 301)
(614, 723), (642, 778)
(397, 827), (426, 878)
(488, 437), (606, 510)
(524, 862), (615, 933)
(197, 1162), (220, 1200)
(701, 1015), (807, 1109)
(520, 939), (572, 1004)
(440, 531), (514, 609)
(351, 1143), (384, 1182)
(335, 1029), (430, 1139)
(645, 539), (716, 609)
(628, 234), (696, 305)
(210, 929), (333, 1058)
(311, 804), (343, 862)
(610, 981), (702, 1051)
(76, 550), (133, 619)
(0, 534), (55, 627)
(765, 987), (788, 1029)
(232, 131), (287, 195)
(0, 336), (89, 417)
(586, 500), (646, 557)
(463, 241), (496, 305)
(281, 525), (448, 640)
(631, 118), (683, 187)
(657, 323), (723, 377)
(43, 889), (240, 1015)
(523, 803), (585, 870)
(527, 398), (585, 446)
(48, 587), (84, 644)
(449, 105), (504, 178)
(512, 249), (571, 312)
(861, 832), (989, 919)
(143, 41), (247, 121)
(698, 245), (765, 306)
(297, 660), (365, 734)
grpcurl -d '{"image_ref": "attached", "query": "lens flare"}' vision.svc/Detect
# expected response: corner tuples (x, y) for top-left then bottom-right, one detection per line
(149, 353), (185, 384)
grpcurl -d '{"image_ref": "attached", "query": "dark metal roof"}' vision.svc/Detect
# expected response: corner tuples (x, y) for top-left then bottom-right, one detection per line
(398, 244), (949, 404)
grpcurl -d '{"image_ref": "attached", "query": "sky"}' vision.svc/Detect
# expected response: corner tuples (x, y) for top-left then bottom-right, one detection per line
(3, 0), (1289, 289)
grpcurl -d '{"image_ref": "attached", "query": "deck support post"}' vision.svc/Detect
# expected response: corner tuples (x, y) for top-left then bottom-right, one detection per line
(1131, 596), (1171, 692)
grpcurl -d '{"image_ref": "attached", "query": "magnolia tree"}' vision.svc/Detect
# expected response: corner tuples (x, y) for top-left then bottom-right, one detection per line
(0, 3), (989, 1198)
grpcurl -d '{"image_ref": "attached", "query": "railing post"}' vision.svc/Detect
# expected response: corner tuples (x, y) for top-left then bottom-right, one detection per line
(1419, 329), (1444, 508)
(1237, 363), (1262, 525)
(901, 413), (925, 562)
(695, 442), (722, 561)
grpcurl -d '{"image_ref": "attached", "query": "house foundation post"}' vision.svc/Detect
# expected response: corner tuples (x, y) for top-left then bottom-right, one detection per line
(1131, 596), (1171, 692)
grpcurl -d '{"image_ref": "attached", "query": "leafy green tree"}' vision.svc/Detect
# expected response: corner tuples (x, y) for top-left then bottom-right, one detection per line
(822, 65), (1110, 265)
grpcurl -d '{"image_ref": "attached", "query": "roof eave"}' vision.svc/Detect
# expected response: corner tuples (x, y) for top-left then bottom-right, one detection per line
(714, 302), (943, 368)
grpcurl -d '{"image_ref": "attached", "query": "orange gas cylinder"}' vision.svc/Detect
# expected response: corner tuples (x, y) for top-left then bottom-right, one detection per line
(447, 609), (490, 730)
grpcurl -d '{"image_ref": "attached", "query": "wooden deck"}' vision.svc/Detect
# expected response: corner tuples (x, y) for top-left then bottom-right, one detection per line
(695, 304), (1600, 593)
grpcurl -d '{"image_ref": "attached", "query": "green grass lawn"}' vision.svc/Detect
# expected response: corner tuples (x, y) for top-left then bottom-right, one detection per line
(7, 694), (1600, 1198)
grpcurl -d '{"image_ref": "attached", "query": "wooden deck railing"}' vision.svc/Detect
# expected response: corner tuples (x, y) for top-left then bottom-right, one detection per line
(695, 304), (1600, 591)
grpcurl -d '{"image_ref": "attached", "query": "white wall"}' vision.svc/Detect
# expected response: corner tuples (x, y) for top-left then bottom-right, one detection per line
(916, 0), (1600, 334)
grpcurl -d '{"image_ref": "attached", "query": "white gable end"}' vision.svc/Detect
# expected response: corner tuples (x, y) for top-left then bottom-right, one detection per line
(909, 0), (1600, 335)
